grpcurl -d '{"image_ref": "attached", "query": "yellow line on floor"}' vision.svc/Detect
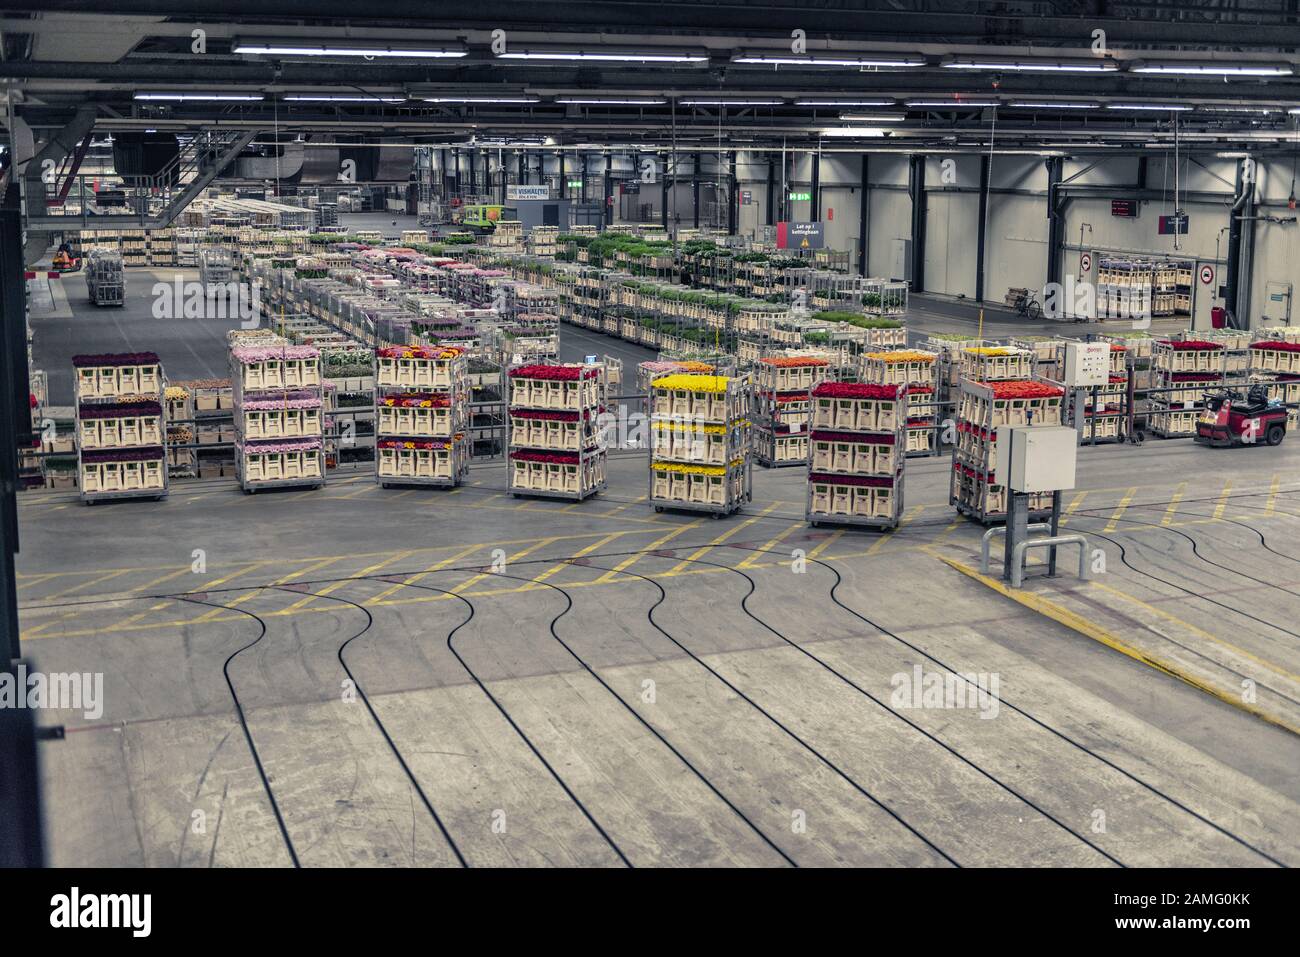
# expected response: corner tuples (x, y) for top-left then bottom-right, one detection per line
(1088, 579), (1300, 685)
(941, 557), (1300, 737)
(1161, 482), (1186, 526)
(737, 522), (803, 569)
(1060, 490), (1089, 527)
(46, 568), (132, 600)
(1104, 486), (1138, 532)
(807, 529), (844, 560)
(189, 561), (276, 621)
(866, 504), (924, 556)
(1267, 474), (1280, 516)
(274, 556), (343, 585)
(595, 520), (703, 582)
(1213, 478), (1233, 521)
(665, 502), (778, 575)
(286, 550), (416, 609)
(529, 531), (626, 584)
(365, 542), (484, 605)
(451, 537), (558, 595)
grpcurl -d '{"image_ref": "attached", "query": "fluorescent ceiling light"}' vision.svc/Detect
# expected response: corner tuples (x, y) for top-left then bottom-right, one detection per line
(134, 92), (264, 101)
(1204, 105), (1281, 113)
(235, 40), (467, 58)
(733, 52), (924, 68)
(906, 98), (999, 108)
(679, 98), (784, 106)
(943, 56), (1118, 73)
(556, 97), (667, 105)
(820, 127), (888, 137)
(497, 48), (706, 63)
(1107, 102), (1193, 111)
(421, 96), (541, 104)
(839, 111), (907, 122)
(1129, 60), (1292, 76)
(796, 98), (896, 107)
(283, 94), (406, 103)
(1009, 101), (1100, 109)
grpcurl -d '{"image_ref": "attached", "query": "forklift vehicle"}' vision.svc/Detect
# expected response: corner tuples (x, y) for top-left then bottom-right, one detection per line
(1195, 385), (1288, 447)
(52, 241), (81, 273)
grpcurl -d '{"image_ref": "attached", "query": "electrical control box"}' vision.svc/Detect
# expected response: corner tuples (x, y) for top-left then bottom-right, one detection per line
(1063, 341), (1110, 388)
(995, 425), (1078, 493)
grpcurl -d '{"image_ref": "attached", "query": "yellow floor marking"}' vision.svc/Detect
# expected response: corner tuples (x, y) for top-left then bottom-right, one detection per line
(274, 556), (343, 585)
(865, 504), (925, 556)
(1104, 486), (1138, 532)
(603, 495), (647, 517)
(1060, 490), (1089, 527)
(333, 484), (373, 500)
(737, 522), (802, 569)
(1267, 474), (1280, 516)
(365, 542), (489, 605)
(16, 572), (62, 591)
(807, 529), (844, 560)
(47, 568), (131, 599)
(942, 557), (1300, 737)
(529, 532), (626, 584)
(189, 561), (276, 621)
(124, 566), (197, 595)
(596, 520), (703, 582)
(1089, 579), (1300, 685)
(286, 550), (416, 609)
(1213, 478), (1233, 521)
(665, 502), (778, 576)
(451, 537), (558, 595)
(1161, 482), (1186, 526)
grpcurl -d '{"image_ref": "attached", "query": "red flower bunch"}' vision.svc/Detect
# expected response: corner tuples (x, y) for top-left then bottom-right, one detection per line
(811, 430), (896, 446)
(377, 439), (451, 450)
(381, 394), (451, 408)
(72, 352), (160, 368)
(986, 381), (1064, 399)
(510, 450), (580, 465)
(81, 446), (166, 464)
(508, 364), (594, 381)
(809, 472), (894, 488)
(511, 409), (580, 422)
(1250, 340), (1300, 352)
(906, 385), (934, 396)
(1158, 339), (1224, 351)
(1169, 372), (1222, 382)
(813, 382), (899, 400)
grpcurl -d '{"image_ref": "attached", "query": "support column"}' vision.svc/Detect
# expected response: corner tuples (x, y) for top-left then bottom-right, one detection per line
(858, 154), (869, 276)
(518, 151), (526, 186)
(908, 154), (926, 293)
(728, 151), (738, 236)
(1045, 156), (1065, 289)
(810, 148), (821, 222)
(692, 155), (700, 228)
(604, 154), (614, 226)
(559, 152), (566, 199)
(1, 184), (28, 662)
(662, 155), (670, 229)
(1226, 158), (1255, 328)
(766, 155), (776, 227)
(976, 153), (990, 302)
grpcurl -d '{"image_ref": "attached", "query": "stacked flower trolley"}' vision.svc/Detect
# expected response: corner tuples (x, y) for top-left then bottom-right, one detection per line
(806, 382), (906, 529)
(73, 352), (168, 504)
(375, 345), (470, 488)
(229, 337), (326, 493)
(648, 372), (753, 518)
(507, 362), (608, 501)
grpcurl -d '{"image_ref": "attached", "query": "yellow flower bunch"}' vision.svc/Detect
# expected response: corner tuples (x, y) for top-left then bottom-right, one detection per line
(651, 421), (727, 434)
(866, 350), (936, 363)
(652, 461), (726, 476)
(652, 373), (730, 392)
(165, 386), (189, 401)
(964, 347), (1013, 356)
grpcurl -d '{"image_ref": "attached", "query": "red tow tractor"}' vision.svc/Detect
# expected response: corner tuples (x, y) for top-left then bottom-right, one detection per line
(1195, 385), (1289, 448)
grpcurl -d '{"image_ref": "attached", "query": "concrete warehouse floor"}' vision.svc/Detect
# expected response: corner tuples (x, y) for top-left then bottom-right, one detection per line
(18, 249), (1299, 868)
(15, 431), (1300, 866)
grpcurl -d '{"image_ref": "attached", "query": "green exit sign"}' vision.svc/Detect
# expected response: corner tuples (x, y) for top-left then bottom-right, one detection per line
(788, 191), (811, 202)
(567, 180), (584, 189)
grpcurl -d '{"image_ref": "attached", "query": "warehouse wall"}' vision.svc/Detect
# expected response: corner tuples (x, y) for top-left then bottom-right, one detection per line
(865, 155), (911, 280)
(1248, 159), (1300, 327)
(984, 157), (1050, 305)
(923, 155), (980, 299)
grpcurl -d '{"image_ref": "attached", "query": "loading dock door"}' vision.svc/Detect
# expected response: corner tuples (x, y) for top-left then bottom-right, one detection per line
(542, 204), (560, 227)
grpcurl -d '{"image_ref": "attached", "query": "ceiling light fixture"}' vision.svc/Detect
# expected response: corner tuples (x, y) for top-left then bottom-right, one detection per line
(133, 93), (265, 101)
(796, 98), (897, 107)
(819, 126), (889, 137)
(942, 56), (1119, 73)
(234, 39), (467, 58)
(555, 97), (668, 105)
(497, 47), (707, 63)
(1129, 60), (1293, 76)
(678, 98), (785, 106)
(420, 96), (541, 104)
(1008, 101), (1101, 109)
(1107, 102), (1194, 112)
(733, 52), (924, 68)
(283, 94), (406, 103)
(838, 111), (907, 122)
(906, 98), (999, 108)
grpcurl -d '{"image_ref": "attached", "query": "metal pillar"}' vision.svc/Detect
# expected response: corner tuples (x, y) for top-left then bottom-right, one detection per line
(661, 158), (669, 229)
(1046, 156), (1065, 289)
(1, 184), (27, 662)
(604, 153), (613, 226)
(559, 151), (566, 199)
(766, 155), (776, 227)
(908, 154), (926, 292)
(692, 155), (700, 228)
(728, 151), (738, 236)
(858, 154), (869, 276)
(810, 148), (821, 222)
(976, 153), (990, 302)
(518, 151), (526, 186)
(1225, 158), (1254, 328)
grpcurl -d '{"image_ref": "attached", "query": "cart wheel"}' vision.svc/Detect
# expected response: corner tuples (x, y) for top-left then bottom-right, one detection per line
(1266, 423), (1285, 446)
(711, 512), (723, 520)
(244, 488), (254, 495)
(654, 505), (664, 513)
(512, 493), (521, 499)
(810, 520), (820, 528)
